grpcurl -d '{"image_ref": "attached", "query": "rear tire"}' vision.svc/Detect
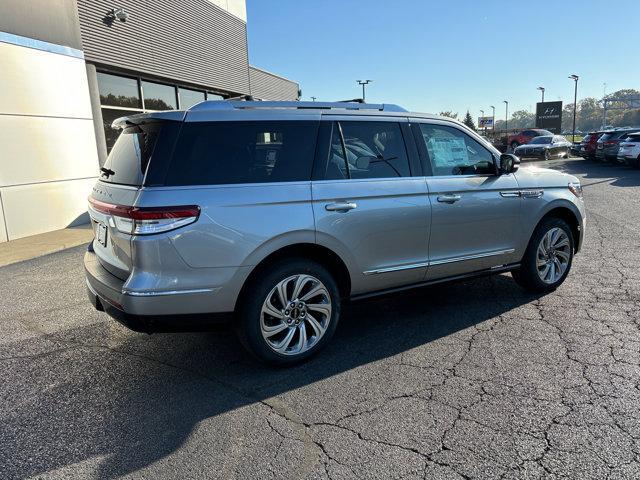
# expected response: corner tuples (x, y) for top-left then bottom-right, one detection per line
(235, 259), (340, 366)
(512, 217), (574, 293)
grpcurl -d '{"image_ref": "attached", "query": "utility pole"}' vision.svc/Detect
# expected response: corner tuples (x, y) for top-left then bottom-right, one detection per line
(569, 75), (579, 142)
(310, 96), (317, 102)
(356, 80), (372, 102)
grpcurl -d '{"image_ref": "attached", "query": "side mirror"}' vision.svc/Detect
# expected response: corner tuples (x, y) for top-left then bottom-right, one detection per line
(355, 156), (373, 169)
(500, 153), (520, 174)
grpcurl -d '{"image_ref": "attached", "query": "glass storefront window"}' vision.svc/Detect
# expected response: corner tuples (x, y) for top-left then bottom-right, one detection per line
(179, 88), (206, 109)
(97, 72), (141, 109)
(142, 81), (177, 110)
(101, 108), (134, 152)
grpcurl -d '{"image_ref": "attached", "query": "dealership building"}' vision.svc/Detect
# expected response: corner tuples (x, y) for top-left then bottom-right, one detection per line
(0, 0), (299, 242)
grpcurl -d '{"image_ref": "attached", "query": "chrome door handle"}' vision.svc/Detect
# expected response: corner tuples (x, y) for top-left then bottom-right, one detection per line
(436, 194), (461, 204)
(325, 202), (357, 212)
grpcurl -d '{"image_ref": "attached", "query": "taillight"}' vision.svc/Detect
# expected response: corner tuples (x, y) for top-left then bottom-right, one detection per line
(88, 197), (200, 235)
(603, 140), (617, 145)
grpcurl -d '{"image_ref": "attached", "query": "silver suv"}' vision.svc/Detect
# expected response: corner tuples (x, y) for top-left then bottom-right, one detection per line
(85, 101), (586, 365)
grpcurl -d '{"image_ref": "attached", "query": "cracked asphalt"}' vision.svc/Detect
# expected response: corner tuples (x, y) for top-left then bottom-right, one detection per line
(1, 158), (639, 479)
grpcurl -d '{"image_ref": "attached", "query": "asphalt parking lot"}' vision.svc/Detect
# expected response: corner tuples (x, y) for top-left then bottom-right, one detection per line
(1, 157), (639, 479)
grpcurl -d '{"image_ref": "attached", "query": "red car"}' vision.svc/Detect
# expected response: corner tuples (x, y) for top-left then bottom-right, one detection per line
(508, 129), (553, 151)
(578, 131), (605, 160)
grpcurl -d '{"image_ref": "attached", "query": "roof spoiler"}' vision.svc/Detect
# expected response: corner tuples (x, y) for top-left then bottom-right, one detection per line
(111, 110), (186, 129)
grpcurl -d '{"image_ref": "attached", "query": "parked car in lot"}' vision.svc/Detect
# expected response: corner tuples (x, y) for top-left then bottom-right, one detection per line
(578, 131), (605, 160)
(617, 132), (640, 168)
(595, 128), (640, 162)
(85, 101), (586, 364)
(514, 135), (572, 160)
(508, 128), (553, 151)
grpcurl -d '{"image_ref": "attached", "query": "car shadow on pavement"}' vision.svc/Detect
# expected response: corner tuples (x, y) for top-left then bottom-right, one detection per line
(0, 274), (542, 479)
(546, 158), (640, 188)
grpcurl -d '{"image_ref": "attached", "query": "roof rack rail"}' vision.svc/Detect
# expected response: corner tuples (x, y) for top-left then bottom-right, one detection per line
(338, 98), (365, 103)
(189, 100), (407, 112)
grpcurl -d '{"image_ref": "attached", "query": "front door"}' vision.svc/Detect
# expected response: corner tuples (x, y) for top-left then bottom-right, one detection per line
(412, 120), (522, 280)
(312, 119), (430, 295)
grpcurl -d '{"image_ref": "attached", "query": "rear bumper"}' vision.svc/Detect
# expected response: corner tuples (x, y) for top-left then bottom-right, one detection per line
(84, 247), (232, 332)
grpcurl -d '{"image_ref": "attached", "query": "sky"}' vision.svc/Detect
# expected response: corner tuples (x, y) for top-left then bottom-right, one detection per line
(246, 0), (639, 121)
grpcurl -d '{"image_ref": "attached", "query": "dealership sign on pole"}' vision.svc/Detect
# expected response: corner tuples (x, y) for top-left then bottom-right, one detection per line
(478, 116), (493, 129)
(535, 101), (563, 133)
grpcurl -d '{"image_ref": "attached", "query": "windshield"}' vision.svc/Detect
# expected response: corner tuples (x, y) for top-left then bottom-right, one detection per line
(100, 123), (162, 186)
(529, 136), (552, 144)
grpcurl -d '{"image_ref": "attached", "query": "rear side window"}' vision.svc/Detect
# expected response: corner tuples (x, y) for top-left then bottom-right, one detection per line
(165, 121), (318, 186)
(326, 121), (410, 180)
(100, 123), (162, 186)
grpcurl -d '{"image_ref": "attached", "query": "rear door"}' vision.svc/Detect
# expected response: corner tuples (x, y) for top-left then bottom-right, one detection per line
(412, 120), (522, 279)
(88, 118), (178, 279)
(312, 118), (430, 295)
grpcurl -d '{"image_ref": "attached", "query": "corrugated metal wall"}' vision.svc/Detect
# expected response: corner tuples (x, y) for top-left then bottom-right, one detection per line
(249, 66), (299, 101)
(77, 0), (250, 95)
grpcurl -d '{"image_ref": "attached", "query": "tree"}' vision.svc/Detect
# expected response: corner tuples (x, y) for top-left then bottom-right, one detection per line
(462, 111), (476, 130)
(439, 111), (458, 119)
(509, 110), (535, 129)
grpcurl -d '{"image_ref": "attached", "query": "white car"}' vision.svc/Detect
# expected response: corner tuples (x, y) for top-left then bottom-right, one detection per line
(617, 132), (640, 168)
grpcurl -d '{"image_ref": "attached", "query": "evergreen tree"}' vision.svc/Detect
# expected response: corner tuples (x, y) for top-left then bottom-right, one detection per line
(463, 111), (476, 130)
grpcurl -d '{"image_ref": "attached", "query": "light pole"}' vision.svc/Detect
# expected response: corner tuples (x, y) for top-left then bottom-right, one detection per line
(537, 86), (545, 103)
(310, 96), (316, 102)
(356, 80), (372, 102)
(569, 75), (579, 142)
(490, 105), (495, 133)
(480, 109), (485, 132)
(503, 100), (509, 140)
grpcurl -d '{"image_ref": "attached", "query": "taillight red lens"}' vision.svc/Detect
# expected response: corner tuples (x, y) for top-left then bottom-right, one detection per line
(89, 197), (199, 219)
(88, 197), (200, 235)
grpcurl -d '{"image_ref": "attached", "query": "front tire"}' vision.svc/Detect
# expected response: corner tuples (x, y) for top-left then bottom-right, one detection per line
(510, 142), (520, 152)
(512, 217), (574, 293)
(236, 259), (340, 366)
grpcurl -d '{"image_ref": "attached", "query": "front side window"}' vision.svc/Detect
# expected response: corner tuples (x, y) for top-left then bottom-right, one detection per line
(326, 121), (410, 180)
(418, 124), (495, 176)
(165, 121), (318, 186)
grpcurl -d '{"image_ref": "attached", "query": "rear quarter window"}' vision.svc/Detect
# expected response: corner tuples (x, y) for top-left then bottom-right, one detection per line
(100, 123), (162, 186)
(165, 121), (319, 186)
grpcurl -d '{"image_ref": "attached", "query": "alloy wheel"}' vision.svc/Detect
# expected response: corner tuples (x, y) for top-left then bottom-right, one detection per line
(260, 274), (332, 356)
(536, 227), (571, 284)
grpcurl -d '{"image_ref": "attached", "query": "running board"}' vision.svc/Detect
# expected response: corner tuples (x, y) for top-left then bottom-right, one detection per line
(349, 263), (520, 302)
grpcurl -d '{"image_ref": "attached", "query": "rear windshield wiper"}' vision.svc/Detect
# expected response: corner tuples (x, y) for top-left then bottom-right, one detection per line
(100, 167), (115, 178)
